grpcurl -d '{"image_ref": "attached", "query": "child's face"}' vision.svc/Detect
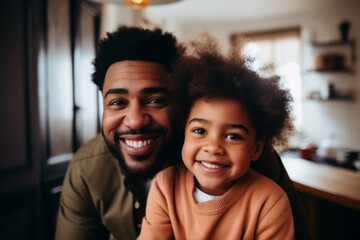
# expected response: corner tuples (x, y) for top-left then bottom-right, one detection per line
(182, 98), (264, 196)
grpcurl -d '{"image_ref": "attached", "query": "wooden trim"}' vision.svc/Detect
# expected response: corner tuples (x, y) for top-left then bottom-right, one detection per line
(230, 27), (301, 45)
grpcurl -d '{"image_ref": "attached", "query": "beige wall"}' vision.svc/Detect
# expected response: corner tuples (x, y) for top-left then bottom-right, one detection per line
(101, 2), (360, 150)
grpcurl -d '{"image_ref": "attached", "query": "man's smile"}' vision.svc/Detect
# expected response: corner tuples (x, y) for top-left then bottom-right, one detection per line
(124, 139), (153, 148)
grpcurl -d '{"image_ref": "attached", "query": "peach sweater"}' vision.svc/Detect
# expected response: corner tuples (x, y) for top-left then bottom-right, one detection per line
(138, 164), (294, 240)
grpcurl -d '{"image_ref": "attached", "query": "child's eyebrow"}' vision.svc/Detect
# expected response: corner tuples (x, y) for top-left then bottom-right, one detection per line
(188, 118), (208, 124)
(225, 123), (249, 133)
(188, 118), (249, 133)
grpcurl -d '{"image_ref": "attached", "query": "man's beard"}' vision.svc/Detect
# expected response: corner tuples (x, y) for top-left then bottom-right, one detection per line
(102, 129), (169, 181)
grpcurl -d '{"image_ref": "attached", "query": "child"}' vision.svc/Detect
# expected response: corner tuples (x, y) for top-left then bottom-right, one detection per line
(138, 34), (295, 240)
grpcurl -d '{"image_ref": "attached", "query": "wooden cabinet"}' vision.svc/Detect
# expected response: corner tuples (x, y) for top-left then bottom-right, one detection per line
(0, 1), (42, 239)
(0, 0), (101, 239)
(283, 157), (360, 240)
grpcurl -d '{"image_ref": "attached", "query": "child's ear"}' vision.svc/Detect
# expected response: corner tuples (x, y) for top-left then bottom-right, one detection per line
(252, 136), (265, 161)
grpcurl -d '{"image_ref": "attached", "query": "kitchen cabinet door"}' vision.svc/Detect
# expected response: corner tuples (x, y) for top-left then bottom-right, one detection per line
(0, 0), (42, 239)
(0, 0), (101, 239)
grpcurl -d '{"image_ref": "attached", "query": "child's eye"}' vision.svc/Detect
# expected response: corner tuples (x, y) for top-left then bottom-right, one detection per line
(225, 133), (243, 141)
(192, 128), (206, 135)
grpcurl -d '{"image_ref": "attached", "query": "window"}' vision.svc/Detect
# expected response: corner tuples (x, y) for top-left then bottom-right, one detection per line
(231, 29), (302, 130)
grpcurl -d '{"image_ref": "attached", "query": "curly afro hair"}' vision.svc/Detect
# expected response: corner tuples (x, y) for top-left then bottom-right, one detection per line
(92, 25), (185, 91)
(168, 34), (295, 147)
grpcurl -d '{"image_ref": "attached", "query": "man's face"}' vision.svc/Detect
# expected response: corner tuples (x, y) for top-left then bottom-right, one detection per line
(102, 61), (171, 179)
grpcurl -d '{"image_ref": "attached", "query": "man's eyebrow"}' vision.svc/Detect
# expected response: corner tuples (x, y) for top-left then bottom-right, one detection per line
(142, 87), (167, 94)
(104, 87), (167, 98)
(188, 118), (249, 133)
(104, 88), (127, 98)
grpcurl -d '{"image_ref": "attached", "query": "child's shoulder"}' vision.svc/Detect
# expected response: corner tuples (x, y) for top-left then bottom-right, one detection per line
(153, 163), (189, 197)
(155, 163), (187, 183)
(247, 169), (287, 196)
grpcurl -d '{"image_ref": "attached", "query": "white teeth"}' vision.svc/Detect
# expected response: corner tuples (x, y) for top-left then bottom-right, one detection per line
(201, 161), (224, 169)
(125, 139), (153, 148)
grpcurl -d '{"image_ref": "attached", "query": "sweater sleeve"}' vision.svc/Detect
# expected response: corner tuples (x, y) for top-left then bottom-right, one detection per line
(138, 172), (174, 240)
(256, 192), (294, 240)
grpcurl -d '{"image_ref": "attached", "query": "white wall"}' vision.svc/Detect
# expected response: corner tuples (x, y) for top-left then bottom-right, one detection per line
(156, 4), (360, 150)
(100, 2), (360, 150)
(100, 3), (143, 37)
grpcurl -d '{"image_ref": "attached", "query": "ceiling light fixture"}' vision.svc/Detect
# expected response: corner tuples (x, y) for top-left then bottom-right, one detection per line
(89, 0), (182, 11)
(125, 0), (150, 10)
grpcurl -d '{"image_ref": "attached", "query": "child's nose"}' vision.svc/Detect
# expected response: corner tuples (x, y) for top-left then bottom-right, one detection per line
(203, 139), (225, 156)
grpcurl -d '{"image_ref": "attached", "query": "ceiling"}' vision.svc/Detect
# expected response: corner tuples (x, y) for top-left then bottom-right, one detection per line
(90, 0), (357, 24)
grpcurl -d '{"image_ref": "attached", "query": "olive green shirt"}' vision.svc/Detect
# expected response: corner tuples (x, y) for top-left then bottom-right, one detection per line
(55, 134), (137, 240)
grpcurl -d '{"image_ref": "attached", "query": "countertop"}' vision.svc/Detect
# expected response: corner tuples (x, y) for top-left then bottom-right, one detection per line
(281, 156), (360, 210)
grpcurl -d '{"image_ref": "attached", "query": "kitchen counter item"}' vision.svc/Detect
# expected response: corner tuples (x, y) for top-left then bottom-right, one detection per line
(317, 135), (348, 163)
(281, 149), (357, 171)
(298, 138), (317, 161)
(354, 160), (360, 171)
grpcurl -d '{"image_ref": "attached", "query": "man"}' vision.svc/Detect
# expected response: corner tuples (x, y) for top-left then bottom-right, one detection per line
(55, 26), (308, 240)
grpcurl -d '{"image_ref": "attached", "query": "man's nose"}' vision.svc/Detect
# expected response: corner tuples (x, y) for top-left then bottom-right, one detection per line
(123, 104), (150, 129)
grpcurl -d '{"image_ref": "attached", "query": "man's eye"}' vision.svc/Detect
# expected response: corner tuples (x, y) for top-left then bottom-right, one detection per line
(225, 133), (243, 141)
(147, 97), (167, 107)
(192, 128), (206, 135)
(110, 99), (127, 107)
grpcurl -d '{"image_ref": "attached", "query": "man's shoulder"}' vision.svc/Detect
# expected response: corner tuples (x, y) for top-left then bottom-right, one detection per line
(74, 134), (110, 158)
(69, 134), (120, 177)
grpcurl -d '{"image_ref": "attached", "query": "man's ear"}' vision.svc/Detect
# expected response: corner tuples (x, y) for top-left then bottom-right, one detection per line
(252, 136), (265, 161)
